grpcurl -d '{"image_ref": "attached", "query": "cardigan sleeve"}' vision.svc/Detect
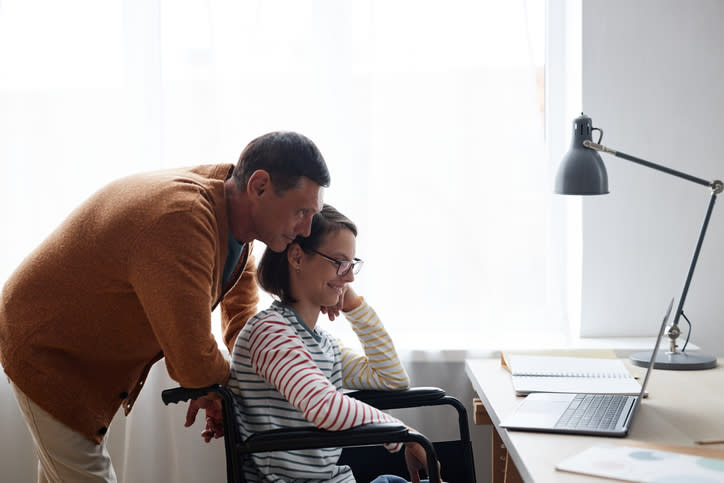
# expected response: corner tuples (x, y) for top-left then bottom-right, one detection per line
(128, 203), (229, 388)
(219, 249), (259, 354)
(339, 300), (410, 390)
(247, 314), (404, 452)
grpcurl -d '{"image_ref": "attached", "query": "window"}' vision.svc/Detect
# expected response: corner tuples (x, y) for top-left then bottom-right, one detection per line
(0, 0), (579, 351)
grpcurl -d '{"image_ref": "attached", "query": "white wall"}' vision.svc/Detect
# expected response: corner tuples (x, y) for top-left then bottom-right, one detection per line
(580, 0), (724, 356)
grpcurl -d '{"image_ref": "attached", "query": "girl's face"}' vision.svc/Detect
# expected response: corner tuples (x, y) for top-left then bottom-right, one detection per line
(293, 228), (356, 308)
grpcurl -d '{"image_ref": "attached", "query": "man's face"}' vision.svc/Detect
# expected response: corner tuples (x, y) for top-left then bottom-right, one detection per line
(253, 176), (324, 252)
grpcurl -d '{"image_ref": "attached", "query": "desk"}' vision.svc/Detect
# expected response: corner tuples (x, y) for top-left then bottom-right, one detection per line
(465, 358), (724, 483)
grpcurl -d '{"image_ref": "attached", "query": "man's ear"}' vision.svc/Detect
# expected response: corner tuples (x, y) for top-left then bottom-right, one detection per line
(247, 170), (271, 198)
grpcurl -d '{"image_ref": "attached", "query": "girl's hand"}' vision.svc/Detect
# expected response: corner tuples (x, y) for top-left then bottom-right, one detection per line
(320, 303), (341, 321)
(404, 429), (441, 483)
(340, 286), (359, 312)
(320, 286), (345, 321)
(320, 285), (360, 321)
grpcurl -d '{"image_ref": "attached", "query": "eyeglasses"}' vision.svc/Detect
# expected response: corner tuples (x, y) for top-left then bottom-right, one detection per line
(311, 249), (364, 276)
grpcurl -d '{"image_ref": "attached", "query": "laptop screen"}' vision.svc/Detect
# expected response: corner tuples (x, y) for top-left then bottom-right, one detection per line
(630, 297), (674, 411)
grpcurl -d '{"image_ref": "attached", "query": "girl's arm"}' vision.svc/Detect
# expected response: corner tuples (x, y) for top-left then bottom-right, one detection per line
(339, 290), (410, 391)
(247, 314), (403, 435)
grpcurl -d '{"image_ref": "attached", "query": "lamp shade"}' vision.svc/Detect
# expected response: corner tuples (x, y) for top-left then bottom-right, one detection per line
(555, 114), (609, 195)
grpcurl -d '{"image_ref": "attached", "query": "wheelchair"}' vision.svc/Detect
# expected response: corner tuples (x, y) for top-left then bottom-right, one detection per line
(162, 385), (476, 483)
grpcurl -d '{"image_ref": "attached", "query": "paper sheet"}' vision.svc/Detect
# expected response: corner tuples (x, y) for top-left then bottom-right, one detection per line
(556, 443), (724, 482)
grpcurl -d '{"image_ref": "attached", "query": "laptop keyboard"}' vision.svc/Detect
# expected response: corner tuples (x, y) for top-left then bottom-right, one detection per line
(554, 394), (628, 431)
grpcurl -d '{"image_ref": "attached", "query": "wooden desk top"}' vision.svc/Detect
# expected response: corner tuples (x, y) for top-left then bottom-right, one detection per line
(465, 358), (724, 483)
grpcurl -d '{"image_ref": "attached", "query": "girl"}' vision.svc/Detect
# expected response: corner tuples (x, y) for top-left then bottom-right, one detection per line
(227, 204), (433, 482)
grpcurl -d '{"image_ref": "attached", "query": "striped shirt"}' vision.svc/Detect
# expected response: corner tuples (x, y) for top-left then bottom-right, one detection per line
(228, 299), (410, 482)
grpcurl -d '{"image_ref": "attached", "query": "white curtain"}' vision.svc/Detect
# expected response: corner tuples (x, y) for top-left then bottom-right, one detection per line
(1, 1), (559, 481)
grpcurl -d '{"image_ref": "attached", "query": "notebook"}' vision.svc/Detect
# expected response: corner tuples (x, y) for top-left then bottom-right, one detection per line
(503, 354), (642, 396)
(500, 298), (673, 437)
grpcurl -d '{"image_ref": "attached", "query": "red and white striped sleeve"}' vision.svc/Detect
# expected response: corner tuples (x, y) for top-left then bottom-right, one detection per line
(247, 313), (405, 451)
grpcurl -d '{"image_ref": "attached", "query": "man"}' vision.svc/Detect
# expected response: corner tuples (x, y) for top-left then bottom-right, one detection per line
(0, 131), (330, 482)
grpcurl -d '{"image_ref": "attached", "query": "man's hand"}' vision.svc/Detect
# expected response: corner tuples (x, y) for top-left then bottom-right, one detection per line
(185, 395), (224, 443)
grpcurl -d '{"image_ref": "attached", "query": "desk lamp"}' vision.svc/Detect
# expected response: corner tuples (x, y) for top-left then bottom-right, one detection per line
(555, 113), (721, 370)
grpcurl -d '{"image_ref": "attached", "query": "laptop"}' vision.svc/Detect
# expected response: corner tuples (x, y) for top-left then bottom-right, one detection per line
(500, 298), (673, 437)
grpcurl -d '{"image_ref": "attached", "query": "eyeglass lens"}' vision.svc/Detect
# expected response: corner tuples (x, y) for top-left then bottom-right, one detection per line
(337, 263), (350, 276)
(337, 260), (363, 276)
(340, 260), (363, 276)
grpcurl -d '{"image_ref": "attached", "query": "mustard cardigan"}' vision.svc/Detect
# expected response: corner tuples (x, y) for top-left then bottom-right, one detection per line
(0, 164), (259, 443)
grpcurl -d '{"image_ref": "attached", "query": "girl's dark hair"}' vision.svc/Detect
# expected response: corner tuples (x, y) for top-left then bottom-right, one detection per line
(257, 204), (357, 304)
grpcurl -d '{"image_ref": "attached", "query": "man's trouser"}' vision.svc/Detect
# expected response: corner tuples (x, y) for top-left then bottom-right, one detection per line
(10, 380), (118, 483)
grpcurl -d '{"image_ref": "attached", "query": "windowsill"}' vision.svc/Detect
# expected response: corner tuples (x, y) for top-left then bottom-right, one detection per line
(217, 323), (701, 363)
(390, 330), (700, 362)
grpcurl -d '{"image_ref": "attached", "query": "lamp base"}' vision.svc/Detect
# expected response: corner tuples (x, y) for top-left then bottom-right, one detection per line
(629, 351), (718, 370)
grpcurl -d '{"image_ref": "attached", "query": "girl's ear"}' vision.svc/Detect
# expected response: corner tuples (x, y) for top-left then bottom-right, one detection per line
(287, 243), (303, 269)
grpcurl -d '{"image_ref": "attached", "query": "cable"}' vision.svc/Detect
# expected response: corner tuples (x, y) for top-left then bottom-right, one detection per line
(680, 311), (692, 352)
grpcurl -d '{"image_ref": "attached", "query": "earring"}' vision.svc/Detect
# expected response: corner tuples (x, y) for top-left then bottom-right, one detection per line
(295, 265), (301, 273)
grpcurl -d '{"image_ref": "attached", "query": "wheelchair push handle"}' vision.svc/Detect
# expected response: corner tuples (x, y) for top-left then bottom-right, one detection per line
(161, 384), (229, 405)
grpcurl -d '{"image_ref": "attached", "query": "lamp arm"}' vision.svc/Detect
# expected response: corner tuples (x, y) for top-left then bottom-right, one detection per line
(669, 191), (718, 351)
(584, 139), (724, 352)
(583, 140), (715, 188)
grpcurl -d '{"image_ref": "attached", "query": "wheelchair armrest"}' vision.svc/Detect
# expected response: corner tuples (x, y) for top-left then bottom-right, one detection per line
(244, 423), (442, 483)
(347, 386), (472, 442)
(345, 386), (446, 410)
(243, 423), (410, 452)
